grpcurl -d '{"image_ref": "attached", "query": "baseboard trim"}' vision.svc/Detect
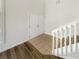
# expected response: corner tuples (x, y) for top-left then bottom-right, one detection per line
(0, 33), (44, 53)
(0, 38), (29, 53)
(44, 32), (52, 36)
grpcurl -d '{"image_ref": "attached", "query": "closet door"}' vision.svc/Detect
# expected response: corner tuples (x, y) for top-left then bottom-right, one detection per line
(30, 15), (39, 39)
(30, 14), (44, 39)
(0, 15), (2, 44)
(0, 0), (4, 51)
(38, 15), (44, 35)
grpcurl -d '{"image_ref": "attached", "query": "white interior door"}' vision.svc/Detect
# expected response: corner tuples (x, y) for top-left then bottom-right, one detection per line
(30, 14), (39, 39)
(38, 15), (44, 35)
(29, 14), (44, 39)
(0, 17), (2, 44)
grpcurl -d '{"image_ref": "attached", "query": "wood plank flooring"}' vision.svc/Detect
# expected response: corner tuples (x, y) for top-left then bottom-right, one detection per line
(29, 34), (79, 55)
(0, 42), (63, 59)
(29, 34), (52, 55)
(1, 33), (77, 59)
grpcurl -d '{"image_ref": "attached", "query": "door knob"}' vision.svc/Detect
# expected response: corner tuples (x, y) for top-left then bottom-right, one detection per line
(37, 24), (39, 28)
(56, 0), (61, 4)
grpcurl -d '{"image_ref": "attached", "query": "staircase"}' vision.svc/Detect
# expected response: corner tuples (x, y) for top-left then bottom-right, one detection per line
(52, 20), (79, 59)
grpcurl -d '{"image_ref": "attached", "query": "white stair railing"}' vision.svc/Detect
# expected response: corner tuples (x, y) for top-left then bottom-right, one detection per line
(52, 20), (79, 57)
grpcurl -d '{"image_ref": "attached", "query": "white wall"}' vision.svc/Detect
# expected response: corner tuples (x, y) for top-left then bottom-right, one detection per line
(0, 0), (2, 31)
(45, 0), (79, 34)
(0, 0), (3, 45)
(0, 0), (44, 52)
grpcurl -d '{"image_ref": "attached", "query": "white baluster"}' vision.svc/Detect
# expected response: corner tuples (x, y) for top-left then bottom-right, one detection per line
(60, 28), (63, 56)
(68, 25), (72, 53)
(63, 27), (67, 55)
(58, 31), (60, 56)
(74, 24), (77, 52)
(52, 32), (55, 55)
(56, 31), (59, 56)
